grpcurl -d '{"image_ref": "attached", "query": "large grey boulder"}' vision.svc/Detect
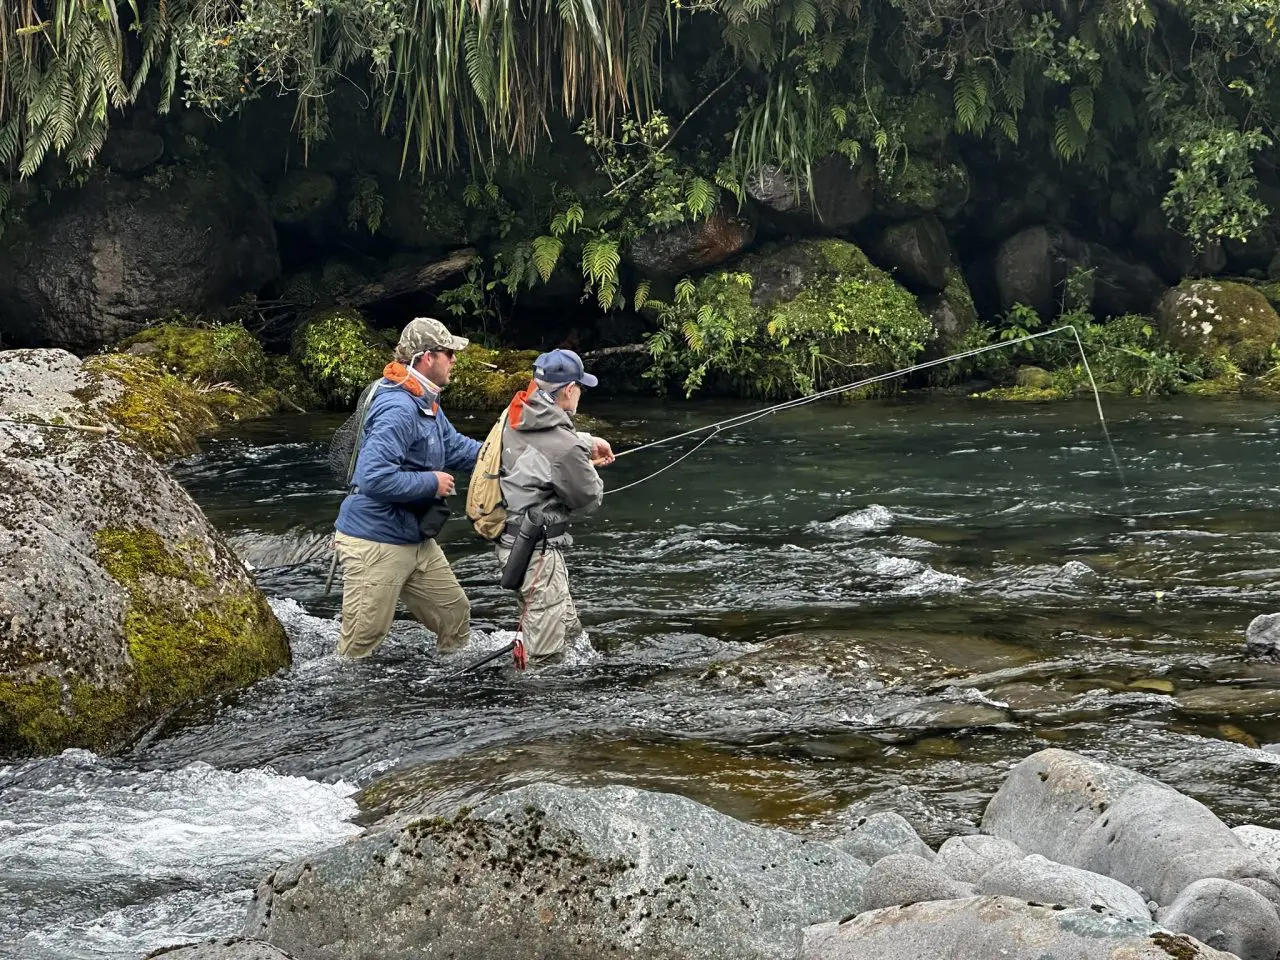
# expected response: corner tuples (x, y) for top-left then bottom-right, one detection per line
(628, 206), (755, 278)
(1246, 614), (1280, 660)
(872, 216), (954, 291)
(975, 853), (1151, 921)
(934, 835), (1025, 884)
(147, 938), (297, 959)
(801, 896), (1234, 960)
(981, 748), (1156, 866)
(834, 812), (934, 864)
(982, 750), (1280, 909)
(1075, 782), (1280, 905)
(245, 783), (868, 960)
(1160, 878), (1280, 960)
(995, 225), (1091, 317)
(858, 854), (972, 913)
(0, 349), (290, 758)
(0, 163), (278, 350)
(1235, 825), (1280, 867)
(747, 156), (874, 233)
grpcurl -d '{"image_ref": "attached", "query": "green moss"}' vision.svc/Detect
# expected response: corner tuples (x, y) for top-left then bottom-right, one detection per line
(0, 673), (135, 756)
(83, 353), (220, 458)
(971, 384), (1072, 402)
(98, 526), (288, 735)
(1015, 366), (1055, 389)
(651, 239), (933, 398)
(1183, 375), (1245, 397)
(271, 169), (336, 223)
(95, 528), (209, 587)
(1156, 279), (1280, 373)
(448, 346), (540, 409)
(2, 529), (288, 756)
(118, 322), (315, 420)
(943, 269), (978, 329)
(292, 308), (388, 407)
(121, 321), (269, 387)
(811, 238), (871, 276)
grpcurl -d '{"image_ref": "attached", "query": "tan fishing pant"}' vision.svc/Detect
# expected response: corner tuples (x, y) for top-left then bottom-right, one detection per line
(334, 532), (471, 658)
(494, 543), (582, 658)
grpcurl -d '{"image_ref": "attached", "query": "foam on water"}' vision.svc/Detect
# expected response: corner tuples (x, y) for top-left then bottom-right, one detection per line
(0, 752), (359, 959)
(812, 503), (896, 535)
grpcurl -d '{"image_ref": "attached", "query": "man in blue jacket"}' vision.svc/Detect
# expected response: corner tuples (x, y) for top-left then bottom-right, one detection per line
(334, 317), (482, 658)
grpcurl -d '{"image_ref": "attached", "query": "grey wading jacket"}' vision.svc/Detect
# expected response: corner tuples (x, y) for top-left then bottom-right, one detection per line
(499, 384), (603, 547)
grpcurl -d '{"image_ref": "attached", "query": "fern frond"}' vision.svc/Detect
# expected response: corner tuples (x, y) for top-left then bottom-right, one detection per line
(531, 234), (563, 282)
(1070, 86), (1094, 132)
(633, 279), (651, 310)
(685, 177), (716, 219)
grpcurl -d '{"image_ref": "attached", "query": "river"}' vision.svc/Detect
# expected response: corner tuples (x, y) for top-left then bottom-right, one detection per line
(3, 395), (1279, 957)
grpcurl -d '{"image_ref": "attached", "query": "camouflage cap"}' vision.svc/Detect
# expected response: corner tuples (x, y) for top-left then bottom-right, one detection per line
(394, 317), (469, 362)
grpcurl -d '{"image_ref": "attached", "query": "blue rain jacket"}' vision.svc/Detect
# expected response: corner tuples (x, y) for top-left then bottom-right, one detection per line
(335, 384), (481, 545)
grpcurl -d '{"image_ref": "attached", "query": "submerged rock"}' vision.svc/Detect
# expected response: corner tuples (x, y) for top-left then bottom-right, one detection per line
(802, 897), (1234, 960)
(245, 783), (868, 960)
(0, 349), (290, 757)
(1246, 613), (1280, 660)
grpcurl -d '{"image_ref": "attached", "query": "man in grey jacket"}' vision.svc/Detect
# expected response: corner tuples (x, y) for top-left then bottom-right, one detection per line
(496, 349), (614, 660)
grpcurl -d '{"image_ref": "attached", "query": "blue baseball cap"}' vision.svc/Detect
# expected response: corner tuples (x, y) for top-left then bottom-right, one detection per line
(534, 349), (598, 388)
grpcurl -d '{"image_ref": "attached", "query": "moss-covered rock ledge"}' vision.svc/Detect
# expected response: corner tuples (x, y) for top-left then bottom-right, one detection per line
(0, 349), (290, 757)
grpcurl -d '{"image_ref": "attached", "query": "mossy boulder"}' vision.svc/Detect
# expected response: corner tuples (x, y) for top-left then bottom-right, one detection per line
(651, 239), (934, 397)
(0, 349), (290, 758)
(80, 353), (221, 458)
(448, 346), (539, 409)
(875, 155), (970, 220)
(1155, 280), (1280, 373)
(291, 308), (390, 408)
(118, 322), (318, 419)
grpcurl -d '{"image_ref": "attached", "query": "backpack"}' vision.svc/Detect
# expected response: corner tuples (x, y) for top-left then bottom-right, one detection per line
(326, 380), (384, 487)
(466, 409), (508, 541)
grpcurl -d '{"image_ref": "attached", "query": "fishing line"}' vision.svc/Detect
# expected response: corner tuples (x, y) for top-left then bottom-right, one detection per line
(608, 324), (1126, 492)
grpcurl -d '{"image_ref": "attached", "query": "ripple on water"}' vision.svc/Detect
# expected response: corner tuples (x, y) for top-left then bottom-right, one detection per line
(0, 751), (359, 959)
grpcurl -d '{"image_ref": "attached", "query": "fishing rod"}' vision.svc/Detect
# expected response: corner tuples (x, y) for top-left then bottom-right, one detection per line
(606, 324), (1125, 492)
(0, 416), (116, 435)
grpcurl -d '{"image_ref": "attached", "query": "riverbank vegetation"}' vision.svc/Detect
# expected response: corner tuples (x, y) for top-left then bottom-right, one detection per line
(2, 0), (1279, 404)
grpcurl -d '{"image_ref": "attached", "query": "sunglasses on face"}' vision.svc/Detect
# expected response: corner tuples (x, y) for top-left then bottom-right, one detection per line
(431, 349), (456, 360)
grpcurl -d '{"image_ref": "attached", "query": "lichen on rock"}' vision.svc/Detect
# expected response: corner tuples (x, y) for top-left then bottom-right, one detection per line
(0, 349), (290, 757)
(1154, 280), (1280, 373)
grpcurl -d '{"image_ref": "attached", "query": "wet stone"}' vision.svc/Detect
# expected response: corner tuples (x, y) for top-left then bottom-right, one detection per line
(244, 783), (869, 960)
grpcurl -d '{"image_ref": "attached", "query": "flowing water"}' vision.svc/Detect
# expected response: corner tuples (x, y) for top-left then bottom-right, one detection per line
(4, 396), (1280, 957)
